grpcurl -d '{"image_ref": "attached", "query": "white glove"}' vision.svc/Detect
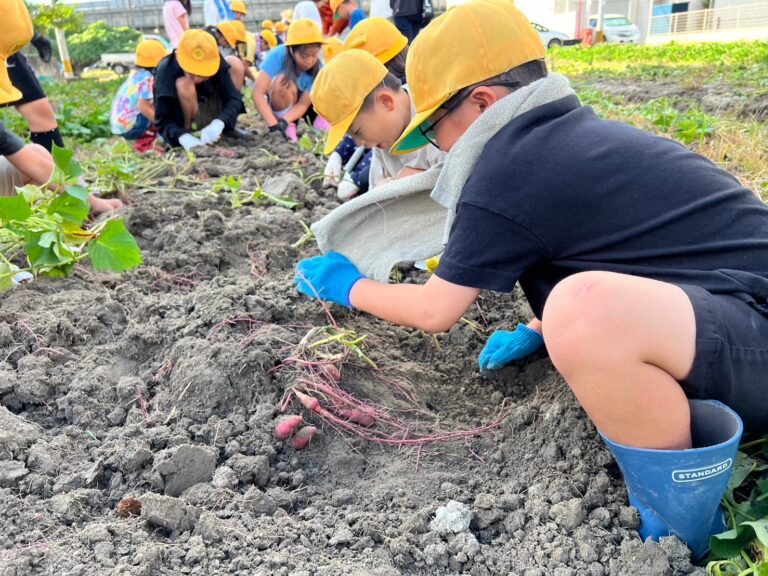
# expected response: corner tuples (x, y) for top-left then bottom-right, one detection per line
(337, 178), (360, 201)
(200, 119), (225, 145)
(323, 152), (343, 188)
(179, 133), (204, 151)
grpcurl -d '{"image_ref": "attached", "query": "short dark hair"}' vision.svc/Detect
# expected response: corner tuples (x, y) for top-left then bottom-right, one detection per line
(441, 58), (548, 110)
(384, 46), (408, 82)
(360, 72), (404, 112)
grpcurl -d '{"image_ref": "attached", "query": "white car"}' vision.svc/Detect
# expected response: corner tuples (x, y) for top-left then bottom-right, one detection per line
(589, 14), (641, 44)
(531, 22), (570, 49)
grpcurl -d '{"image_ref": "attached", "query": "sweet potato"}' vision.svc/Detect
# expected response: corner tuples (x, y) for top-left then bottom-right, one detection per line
(340, 409), (376, 427)
(291, 426), (317, 450)
(274, 414), (303, 440)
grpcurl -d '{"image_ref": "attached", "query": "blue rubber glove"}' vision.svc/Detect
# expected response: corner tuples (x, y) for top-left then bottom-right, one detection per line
(294, 252), (365, 308)
(478, 324), (544, 372)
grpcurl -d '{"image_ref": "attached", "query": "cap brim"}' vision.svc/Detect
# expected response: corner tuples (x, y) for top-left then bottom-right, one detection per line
(323, 104), (362, 155)
(177, 52), (221, 77)
(390, 94), (451, 155)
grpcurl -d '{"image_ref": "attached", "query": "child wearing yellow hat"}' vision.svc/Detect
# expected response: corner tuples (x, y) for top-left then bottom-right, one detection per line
(205, 21), (248, 91)
(110, 39), (169, 151)
(230, 20), (258, 85)
(297, 1), (768, 562)
(311, 49), (444, 199)
(154, 29), (245, 151)
(230, 0), (248, 17)
(331, 0), (366, 32)
(320, 17), (411, 197)
(252, 19), (325, 141)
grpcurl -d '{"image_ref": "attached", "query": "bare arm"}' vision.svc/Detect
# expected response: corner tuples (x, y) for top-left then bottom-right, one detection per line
(252, 71), (279, 126)
(138, 98), (155, 124)
(6, 144), (54, 186)
(282, 90), (312, 124)
(528, 318), (542, 333)
(349, 274), (481, 333)
(178, 13), (189, 31)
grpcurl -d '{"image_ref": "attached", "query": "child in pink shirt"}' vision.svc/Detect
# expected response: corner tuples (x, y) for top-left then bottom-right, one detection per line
(163, 0), (190, 47)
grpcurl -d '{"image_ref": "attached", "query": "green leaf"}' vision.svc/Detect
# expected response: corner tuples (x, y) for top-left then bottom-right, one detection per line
(65, 184), (89, 203)
(726, 452), (757, 501)
(0, 193), (32, 222)
(743, 519), (768, 549)
(0, 262), (16, 292)
(755, 563), (768, 576)
(88, 219), (142, 272)
(51, 145), (83, 184)
(709, 525), (755, 559)
(48, 191), (90, 225)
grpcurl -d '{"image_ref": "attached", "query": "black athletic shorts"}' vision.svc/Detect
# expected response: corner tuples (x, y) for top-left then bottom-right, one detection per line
(679, 284), (768, 434)
(1, 53), (47, 108)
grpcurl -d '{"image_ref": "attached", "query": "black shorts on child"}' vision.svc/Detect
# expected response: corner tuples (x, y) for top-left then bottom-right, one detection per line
(679, 285), (768, 434)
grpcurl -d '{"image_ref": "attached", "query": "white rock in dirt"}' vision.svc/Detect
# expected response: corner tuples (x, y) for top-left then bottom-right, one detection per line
(141, 493), (201, 532)
(429, 500), (472, 535)
(153, 444), (217, 497)
(262, 173), (304, 200)
(0, 405), (40, 458)
(0, 460), (28, 487)
(211, 465), (238, 490)
(549, 498), (587, 531)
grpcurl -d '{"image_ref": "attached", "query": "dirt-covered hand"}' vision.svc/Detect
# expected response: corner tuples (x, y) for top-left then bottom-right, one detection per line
(178, 133), (204, 152)
(294, 252), (365, 308)
(269, 118), (289, 139)
(478, 324), (544, 372)
(200, 119), (225, 145)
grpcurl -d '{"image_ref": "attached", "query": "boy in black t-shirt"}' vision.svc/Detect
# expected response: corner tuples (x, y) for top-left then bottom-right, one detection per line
(294, 1), (768, 560)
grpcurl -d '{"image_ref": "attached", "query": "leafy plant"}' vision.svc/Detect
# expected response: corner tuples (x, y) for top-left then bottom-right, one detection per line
(27, 2), (84, 35)
(82, 141), (174, 197)
(707, 440), (768, 575)
(637, 98), (717, 144)
(0, 146), (142, 290)
(210, 175), (300, 210)
(298, 131), (326, 156)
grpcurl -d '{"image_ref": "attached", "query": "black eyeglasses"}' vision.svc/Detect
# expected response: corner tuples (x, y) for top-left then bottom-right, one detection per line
(418, 79), (522, 149)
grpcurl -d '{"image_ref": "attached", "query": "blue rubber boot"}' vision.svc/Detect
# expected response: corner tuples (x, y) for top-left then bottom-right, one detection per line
(601, 399), (743, 559)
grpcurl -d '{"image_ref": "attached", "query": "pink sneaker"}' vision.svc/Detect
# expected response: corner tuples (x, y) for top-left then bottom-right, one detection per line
(286, 122), (298, 142)
(312, 115), (330, 133)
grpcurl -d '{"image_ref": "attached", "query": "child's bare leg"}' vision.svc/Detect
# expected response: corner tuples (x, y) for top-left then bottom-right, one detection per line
(15, 98), (57, 132)
(175, 76), (199, 130)
(542, 271), (696, 450)
(268, 73), (298, 112)
(225, 56), (245, 92)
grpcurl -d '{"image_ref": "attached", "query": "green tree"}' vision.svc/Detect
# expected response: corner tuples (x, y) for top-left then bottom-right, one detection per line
(27, 2), (84, 35)
(67, 22), (141, 67)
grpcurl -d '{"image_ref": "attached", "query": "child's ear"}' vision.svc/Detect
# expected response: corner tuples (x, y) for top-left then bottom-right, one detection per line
(377, 91), (396, 112)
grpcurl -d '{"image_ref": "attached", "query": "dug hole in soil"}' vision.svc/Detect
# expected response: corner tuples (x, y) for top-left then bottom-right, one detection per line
(0, 117), (704, 576)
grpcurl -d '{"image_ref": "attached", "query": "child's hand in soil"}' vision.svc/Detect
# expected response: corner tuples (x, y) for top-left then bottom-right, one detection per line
(478, 323), (544, 372)
(294, 252), (365, 308)
(88, 195), (124, 214)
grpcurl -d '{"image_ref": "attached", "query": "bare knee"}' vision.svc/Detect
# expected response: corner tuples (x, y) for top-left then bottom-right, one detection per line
(175, 77), (199, 113)
(269, 74), (297, 111)
(542, 271), (622, 374)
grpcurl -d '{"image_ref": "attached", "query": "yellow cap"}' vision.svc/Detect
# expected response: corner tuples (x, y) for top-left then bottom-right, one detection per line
(391, 1), (545, 154)
(135, 39), (169, 68)
(260, 29), (278, 49)
(230, 0), (248, 15)
(216, 21), (239, 48)
(322, 36), (344, 63)
(285, 19), (326, 47)
(261, 19), (275, 30)
(281, 8), (293, 22)
(310, 49), (388, 155)
(330, 0), (344, 14)
(275, 21), (288, 33)
(230, 19), (248, 43)
(0, 0), (34, 105)
(177, 30), (221, 77)
(343, 17), (407, 64)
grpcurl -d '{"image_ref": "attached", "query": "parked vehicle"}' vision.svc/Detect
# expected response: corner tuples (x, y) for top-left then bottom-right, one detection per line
(589, 14), (641, 44)
(531, 22), (571, 49)
(98, 33), (172, 74)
